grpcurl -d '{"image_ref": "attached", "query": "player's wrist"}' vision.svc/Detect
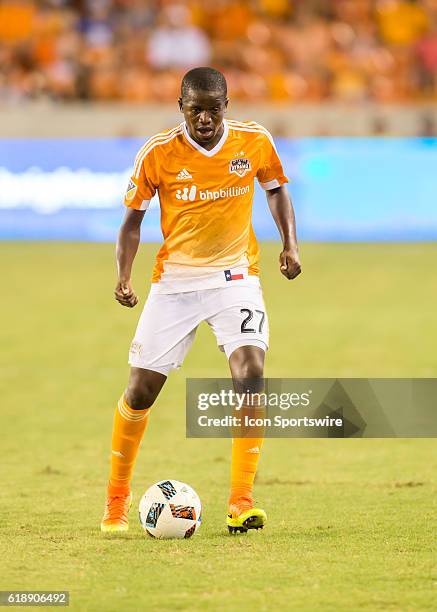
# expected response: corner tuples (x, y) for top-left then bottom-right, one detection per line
(282, 242), (298, 253)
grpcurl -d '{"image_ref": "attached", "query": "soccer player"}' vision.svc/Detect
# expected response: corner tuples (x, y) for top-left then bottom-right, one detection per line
(101, 67), (301, 534)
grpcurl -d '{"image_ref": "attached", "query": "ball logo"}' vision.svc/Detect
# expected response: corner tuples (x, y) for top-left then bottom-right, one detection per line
(229, 158), (251, 177)
(176, 185), (197, 201)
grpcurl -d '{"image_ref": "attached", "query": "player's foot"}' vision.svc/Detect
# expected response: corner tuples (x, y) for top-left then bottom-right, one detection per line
(101, 487), (132, 533)
(227, 496), (267, 534)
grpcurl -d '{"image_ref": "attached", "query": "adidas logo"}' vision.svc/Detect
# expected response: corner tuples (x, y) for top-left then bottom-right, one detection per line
(246, 446), (260, 454)
(177, 168), (192, 180)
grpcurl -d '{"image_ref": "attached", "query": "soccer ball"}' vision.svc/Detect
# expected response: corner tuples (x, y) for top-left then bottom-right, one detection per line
(138, 479), (202, 539)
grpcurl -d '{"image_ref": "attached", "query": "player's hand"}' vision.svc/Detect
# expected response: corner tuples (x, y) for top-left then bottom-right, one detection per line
(114, 279), (138, 308)
(279, 248), (301, 280)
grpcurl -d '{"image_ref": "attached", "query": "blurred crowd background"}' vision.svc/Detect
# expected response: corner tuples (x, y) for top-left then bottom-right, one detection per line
(1, 0), (437, 104)
(1, 1), (437, 239)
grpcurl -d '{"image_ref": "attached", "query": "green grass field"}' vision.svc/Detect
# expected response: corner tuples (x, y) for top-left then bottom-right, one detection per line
(1, 242), (436, 611)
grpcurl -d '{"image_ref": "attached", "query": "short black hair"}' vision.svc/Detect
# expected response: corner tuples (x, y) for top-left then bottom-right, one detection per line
(181, 67), (227, 99)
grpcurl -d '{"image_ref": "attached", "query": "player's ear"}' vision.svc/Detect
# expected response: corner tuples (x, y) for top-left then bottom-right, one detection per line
(178, 97), (183, 112)
(224, 98), (229, 112)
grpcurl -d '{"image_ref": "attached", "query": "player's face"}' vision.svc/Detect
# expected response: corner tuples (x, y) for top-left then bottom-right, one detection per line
(179, 89), (228, 147)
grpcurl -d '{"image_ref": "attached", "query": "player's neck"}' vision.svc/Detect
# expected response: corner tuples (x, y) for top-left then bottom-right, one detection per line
(189, 122), (225, 151)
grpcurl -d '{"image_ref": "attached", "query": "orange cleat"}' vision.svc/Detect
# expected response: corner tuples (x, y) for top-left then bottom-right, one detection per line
(101, 487), (132, 533)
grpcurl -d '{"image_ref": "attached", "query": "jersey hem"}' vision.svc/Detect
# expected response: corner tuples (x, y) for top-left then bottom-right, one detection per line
(149, 268), (260, 294)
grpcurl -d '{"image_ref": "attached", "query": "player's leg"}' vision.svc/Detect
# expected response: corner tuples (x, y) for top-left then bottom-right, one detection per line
(205, 281), (269, 533)
(110, 366), (167, 494)
(101, 290), (200, 533)
(101, 367), (168, 533)
(227, 345), (267, 533)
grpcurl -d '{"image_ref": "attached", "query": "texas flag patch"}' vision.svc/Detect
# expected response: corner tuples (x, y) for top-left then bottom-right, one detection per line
(224, 270), (244, 281)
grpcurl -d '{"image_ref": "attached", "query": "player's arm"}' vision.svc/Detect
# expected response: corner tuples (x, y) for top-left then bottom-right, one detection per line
(115, 208), (146, 307)
(266, 185), (301, 280)
(116, 143), (157, 307)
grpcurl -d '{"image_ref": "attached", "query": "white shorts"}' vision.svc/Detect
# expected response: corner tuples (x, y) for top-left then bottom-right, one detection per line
(128, 280), (269, 375)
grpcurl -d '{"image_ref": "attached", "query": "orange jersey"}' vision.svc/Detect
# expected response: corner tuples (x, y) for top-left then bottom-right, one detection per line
(124, 119), (288, 292)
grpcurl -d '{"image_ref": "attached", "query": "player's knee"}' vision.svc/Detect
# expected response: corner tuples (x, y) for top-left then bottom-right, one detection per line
(125, 377), (159, 410)
(125, 370), (165, 409)
(125, 383), (158, 410)
(239, 362), (264, 382)
(231, 353), (264, 384)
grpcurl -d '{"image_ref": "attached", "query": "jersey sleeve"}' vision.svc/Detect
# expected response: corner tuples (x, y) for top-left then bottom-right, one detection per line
(123, 147), (158, 211)
(256, 132), (289, 190)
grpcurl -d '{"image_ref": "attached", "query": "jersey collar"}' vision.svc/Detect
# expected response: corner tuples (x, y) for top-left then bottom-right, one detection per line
(182, 120), (229, 157)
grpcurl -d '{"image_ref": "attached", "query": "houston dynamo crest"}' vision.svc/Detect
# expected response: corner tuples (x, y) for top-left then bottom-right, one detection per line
(229, 157), (251, 177)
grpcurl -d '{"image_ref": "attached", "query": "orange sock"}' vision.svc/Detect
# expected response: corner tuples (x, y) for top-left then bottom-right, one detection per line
(229, 403), (265, 507)
(108, 394), (150, 494)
